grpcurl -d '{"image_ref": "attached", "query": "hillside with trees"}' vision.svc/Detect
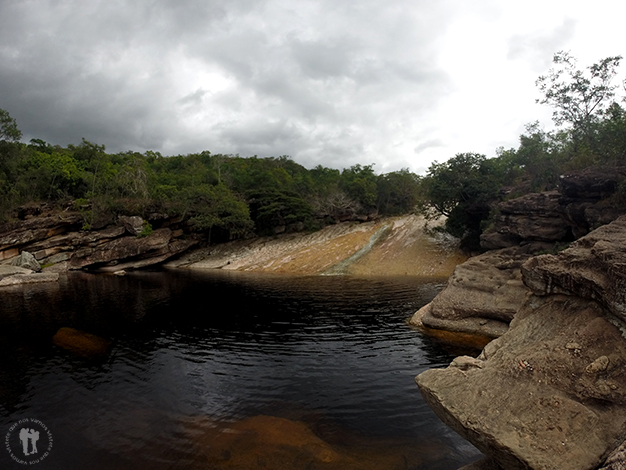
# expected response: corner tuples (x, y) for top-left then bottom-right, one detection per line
(0, 114), (422, 243)
(1, 52), (624, 253)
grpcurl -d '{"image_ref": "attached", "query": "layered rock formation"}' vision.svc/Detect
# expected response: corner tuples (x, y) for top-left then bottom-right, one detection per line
(416, 215), (626, 469)
(0, 205), (199, 273)
(481, 167), (626, 251)
(414, 167), (626, 341)
(414, 168), (626, 469)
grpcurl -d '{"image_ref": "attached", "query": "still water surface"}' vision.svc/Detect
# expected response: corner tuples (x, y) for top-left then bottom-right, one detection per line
(0, 269), (480, 469)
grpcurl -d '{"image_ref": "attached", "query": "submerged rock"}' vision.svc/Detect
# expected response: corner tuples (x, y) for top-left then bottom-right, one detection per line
(184, 414), (452, 470)
(52, 327), (111, 358)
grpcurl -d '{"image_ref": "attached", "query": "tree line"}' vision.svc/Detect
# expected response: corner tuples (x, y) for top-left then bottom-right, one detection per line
(0, 114), (422, 242)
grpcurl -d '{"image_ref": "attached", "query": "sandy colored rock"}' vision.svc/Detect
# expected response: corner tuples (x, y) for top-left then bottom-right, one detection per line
(416, 294), (626, 470)
(52, 327), (111, 357)
(410, 246), (532, 339)
(176, 215), (466, 277)
(0, 265), (33, 277)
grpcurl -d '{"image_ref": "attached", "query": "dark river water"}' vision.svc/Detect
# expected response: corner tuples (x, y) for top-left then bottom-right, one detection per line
(0, 269), (481, 469)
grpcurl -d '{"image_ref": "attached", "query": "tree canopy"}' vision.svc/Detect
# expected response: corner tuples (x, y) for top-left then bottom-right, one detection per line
(0, 109), (22, 142)
(0, 111), (423, 241)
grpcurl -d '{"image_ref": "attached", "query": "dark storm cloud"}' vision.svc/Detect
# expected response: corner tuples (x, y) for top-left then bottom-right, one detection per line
(1, 0), (614, 172)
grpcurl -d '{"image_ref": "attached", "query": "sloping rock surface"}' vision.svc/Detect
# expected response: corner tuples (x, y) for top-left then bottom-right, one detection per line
(175, 215), (465, 277)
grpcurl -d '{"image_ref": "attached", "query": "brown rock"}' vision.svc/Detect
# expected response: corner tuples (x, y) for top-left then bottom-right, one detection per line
(599, 441), (626, 470)
(559, 166), (626, 201)
(521, 215), (626, 323)
(185, 414), (445, 470)
(410, 247), (532, 339)
(416, 294), (626, 470)
(68, 228), (175, 270)
(0, 213), (82, 250)
(481, 191), (570, 249)
(52, 327), (111, 357)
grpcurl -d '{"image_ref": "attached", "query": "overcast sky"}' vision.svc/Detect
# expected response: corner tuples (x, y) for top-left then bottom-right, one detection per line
(0, 1), (624, 174)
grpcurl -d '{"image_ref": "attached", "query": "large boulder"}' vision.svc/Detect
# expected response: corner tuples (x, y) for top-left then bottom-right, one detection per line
(480, 191), (570, 250)
(481, 167), (626, 251)
(410, 246), (533, 339)
(416, 294), (626, 470)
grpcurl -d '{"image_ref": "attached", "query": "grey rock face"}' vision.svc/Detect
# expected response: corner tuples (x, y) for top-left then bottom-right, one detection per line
(10, 250), (41, 272)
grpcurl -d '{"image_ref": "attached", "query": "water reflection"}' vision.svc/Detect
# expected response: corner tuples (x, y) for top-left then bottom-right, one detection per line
(0, 269), (480, 469)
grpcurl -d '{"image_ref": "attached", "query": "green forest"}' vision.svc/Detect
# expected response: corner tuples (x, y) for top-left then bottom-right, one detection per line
(1, 52), (625, 250)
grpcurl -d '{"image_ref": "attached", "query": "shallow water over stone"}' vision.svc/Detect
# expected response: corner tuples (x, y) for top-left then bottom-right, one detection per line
(0, 269), (481, 469)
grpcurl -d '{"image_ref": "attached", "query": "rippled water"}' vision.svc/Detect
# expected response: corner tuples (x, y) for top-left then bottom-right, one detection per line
(0, 269), (480, 469)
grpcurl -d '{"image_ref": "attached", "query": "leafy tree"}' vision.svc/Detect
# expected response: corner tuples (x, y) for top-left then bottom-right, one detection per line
(339, 164), (378, 211)
(536, 52), (622, 147)
(0, 109), (22, 142)
(246, 188), (313, 234)
(418, 153), (504, 251)
(184, 183), (254, 241)
(376, 168), (421, 215)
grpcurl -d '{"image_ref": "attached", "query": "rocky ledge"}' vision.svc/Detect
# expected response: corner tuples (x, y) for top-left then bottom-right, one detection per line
(411, 167), (626, 341)
(415, 215), (626, 469)
(0, 206), (199, 275)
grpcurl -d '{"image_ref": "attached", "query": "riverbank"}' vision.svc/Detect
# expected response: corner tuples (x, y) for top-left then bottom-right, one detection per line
(168, 215), (466, 278)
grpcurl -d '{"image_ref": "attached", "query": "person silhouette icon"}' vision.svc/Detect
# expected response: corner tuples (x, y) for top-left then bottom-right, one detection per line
(19, 428), (30, 456)
(29, 429), (39, 454)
